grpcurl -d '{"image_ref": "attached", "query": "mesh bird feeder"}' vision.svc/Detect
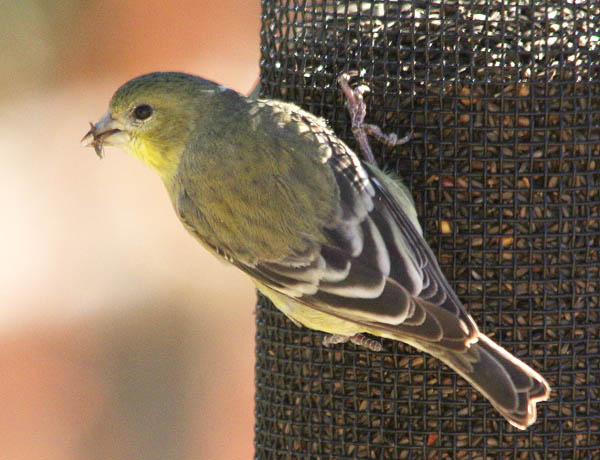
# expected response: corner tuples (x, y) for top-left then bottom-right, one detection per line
(254, 1), (600, 458)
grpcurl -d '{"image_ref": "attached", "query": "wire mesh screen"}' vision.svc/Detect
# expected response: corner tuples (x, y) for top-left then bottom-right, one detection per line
(255, 1), (600, 458)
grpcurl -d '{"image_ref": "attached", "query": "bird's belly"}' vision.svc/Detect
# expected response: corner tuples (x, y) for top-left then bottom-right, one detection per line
(255, 282), (365, 336)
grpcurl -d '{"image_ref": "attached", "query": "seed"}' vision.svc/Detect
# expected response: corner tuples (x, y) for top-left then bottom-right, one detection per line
(517, 83), (531, 97)
(501, 236), (514, 246)
(440, 221), (452, 234)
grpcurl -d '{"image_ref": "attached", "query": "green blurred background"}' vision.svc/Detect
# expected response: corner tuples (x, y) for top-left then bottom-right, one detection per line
(1, 1), (260, 458)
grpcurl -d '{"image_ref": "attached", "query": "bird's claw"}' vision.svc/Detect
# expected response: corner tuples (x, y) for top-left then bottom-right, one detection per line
(338, 72), (412, 166)
(323, 333), (382, 352)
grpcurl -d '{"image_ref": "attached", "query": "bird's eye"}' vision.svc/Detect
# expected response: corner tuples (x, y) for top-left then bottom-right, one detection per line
(133, 104), (153, 120)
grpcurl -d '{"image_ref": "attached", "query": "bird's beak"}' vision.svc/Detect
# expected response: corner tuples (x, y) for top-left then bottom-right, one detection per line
(81, 111), (129, 158)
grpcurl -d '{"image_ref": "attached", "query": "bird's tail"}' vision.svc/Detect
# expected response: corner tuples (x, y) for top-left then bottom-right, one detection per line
(433, 334), (550, 429)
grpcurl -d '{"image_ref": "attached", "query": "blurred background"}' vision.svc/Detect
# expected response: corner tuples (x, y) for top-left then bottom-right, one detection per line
(1, 1), (260, 458)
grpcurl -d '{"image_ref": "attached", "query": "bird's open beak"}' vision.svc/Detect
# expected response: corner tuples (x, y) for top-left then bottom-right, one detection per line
(81, 111), (129, 158)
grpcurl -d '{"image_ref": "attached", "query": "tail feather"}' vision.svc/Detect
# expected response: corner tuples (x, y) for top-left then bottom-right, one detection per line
(435, 333), (550, 429)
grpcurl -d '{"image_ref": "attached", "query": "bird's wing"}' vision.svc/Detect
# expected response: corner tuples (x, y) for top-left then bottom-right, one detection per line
(233, 144), (479, 351)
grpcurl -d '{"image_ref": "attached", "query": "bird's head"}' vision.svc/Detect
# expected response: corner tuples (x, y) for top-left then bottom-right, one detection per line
(82, 72), (218, 181)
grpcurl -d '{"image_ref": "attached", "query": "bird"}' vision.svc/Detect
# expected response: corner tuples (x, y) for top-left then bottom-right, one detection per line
(82, 71), (550, 429)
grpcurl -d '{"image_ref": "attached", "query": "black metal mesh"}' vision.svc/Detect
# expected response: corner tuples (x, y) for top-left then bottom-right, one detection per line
(255, 1), (600, 458)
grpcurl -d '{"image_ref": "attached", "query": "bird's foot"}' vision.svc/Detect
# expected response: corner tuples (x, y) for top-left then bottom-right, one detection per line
(322, 333), (382, 352)
(338, 72), (412, 166)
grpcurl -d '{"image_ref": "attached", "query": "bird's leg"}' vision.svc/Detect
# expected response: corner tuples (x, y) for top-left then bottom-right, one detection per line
(338, 72), (412, 166)
(349, 334), (382, 352)
(322, 334), (350, 347)
(322, 333), (382, 352)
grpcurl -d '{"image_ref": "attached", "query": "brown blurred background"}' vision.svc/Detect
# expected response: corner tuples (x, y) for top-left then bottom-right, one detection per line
(1, 1), (260, 459)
